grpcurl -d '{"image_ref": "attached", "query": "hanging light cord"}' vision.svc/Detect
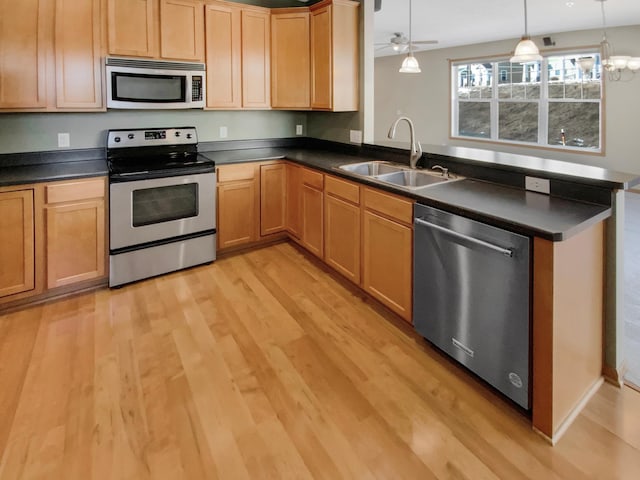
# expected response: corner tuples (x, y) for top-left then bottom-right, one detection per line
(523, 0), (529, 37)
(600, 0), (608, 41)
(408, 0), (413, 55)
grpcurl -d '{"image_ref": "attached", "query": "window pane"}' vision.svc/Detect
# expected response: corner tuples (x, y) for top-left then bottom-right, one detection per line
(498, 102), (538, 142)
(547, 54), (601, 100)
(456, 63), (492, 100)
(458, 102), (491, 138)
(548, 102), (600, 149)
(497, 61), (540, 100)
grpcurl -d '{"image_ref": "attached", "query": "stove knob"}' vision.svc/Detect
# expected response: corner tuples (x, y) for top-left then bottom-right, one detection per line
(128, 133), (135, 140)
(114, 136), (121, 143)
(175, 131), (181, 137)
(186, 133), (193, 139)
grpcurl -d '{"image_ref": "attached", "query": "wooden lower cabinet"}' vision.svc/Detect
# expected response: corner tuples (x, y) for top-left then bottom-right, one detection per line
(44, 178), (107, 289)
(324, 176), (360, 284)
(300, 169), (324, 258)
(217, 163), (259, 249)
(285, 163), (302, 238)
(45, 199), (105, 288)
(0, 189), (36, 298)
(260, 163), (286, 236)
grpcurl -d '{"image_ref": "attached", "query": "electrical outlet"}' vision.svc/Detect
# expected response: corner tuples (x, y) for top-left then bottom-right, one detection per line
(349, 129), (363, 144)
(58, 133), (70, 148)
(525, 176), (550, 194)
(219, 126), (228, 138)
(296, 124), (303, 136)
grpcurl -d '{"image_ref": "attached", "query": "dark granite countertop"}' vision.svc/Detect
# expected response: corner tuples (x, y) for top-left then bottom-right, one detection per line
(0, 148), (107, 187)
(202, 147), (611, 241)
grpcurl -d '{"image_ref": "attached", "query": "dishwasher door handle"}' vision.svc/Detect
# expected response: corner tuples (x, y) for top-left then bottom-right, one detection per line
(415, 217), (514, 257)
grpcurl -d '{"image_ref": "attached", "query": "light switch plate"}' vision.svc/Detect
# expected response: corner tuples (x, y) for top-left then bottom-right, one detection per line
(219, 126), (228, 138)
(349, 129), (363, 144)
(296, 124), (303, 136)
(58, 133), (70, 148)
(525, 176), (550, 194)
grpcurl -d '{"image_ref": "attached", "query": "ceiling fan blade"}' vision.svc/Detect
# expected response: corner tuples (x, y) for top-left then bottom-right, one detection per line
(412, 40), (439, 45)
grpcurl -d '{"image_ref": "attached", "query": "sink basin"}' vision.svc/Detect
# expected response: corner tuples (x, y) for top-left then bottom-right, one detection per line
(374, 170), (449, 189)
(338, 161), (405, 176)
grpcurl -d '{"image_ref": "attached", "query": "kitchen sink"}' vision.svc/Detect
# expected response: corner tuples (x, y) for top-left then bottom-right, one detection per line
(336, 160), (462, 191)
(375, 170), (449, 188)
(338, 161), (405, 176)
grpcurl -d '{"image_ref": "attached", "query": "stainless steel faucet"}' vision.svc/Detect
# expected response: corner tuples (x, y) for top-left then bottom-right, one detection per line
(387, 116), (422, 169)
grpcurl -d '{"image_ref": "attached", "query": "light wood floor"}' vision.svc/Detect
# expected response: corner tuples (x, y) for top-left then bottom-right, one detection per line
(1, 242), (640, 479)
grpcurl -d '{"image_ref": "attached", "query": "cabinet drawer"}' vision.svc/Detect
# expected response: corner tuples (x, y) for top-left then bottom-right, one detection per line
(46, 178), (105, 204)
(301, 168), (323, 190)
(217, 163), (256, 182)
(325, 175), (359, 205)
(363, 187), (413, 225)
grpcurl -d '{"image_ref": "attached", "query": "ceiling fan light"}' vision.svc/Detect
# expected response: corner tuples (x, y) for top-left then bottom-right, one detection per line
(510, 37), (542, 63)
(392, 43), (409, 53)
(399, 53), (421, 73)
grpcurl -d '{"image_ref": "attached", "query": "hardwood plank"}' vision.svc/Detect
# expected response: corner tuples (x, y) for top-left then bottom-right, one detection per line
(0, 242), (639, 479)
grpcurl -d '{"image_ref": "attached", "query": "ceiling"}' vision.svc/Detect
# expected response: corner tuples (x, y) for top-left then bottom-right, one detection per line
(375, 0), (640, 57)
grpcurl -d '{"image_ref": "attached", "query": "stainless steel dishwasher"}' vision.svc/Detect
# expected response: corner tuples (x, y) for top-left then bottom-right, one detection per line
(413, 204), (531, 409)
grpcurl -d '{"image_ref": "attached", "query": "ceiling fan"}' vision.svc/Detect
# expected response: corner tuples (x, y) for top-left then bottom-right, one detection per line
(375, 32), (438, 54)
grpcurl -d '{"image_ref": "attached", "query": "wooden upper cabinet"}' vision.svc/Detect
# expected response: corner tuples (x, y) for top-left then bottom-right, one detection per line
(241, 9), (271, 109)
(0, 0), (47, 109)
(205, 1), (242, 108)
(271, 11), (310, 109)
(160, 0), (205, 61)
(310, 0), (359, 111)
(55, 0), (103, 109)
(108, 0), (158, 57)
(0, 189), (35, 298)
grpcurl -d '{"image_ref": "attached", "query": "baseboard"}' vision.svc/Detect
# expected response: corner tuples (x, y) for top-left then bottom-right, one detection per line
(534, 377), (604, 445)
(603, 362), (627, 388)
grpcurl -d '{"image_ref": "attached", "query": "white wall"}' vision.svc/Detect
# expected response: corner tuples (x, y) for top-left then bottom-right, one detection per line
(374, 25), (640, 174)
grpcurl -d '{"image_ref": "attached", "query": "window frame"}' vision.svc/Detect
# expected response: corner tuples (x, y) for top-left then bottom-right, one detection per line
(450, 49), (605, 155)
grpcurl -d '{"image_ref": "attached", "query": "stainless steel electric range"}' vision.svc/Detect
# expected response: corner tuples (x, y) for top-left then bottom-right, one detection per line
(107, 127), (216, 287)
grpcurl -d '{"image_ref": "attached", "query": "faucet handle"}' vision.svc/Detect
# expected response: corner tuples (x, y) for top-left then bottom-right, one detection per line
(431, 164), (449, 178)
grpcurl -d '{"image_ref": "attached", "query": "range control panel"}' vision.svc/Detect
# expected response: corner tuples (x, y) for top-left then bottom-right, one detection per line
(107, 127), (198, 149)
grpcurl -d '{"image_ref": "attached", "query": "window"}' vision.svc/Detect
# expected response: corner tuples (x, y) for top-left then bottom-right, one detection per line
(452, 52), (603, 152)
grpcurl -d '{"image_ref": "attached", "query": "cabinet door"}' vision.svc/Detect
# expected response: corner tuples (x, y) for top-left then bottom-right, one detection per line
(310, 4), (331, 110)
(217, 180), (258, 249)
(285, 163), (302, 238)
(301, 184), (323, 258)
(271, 12), (310, 109)
(0, 0), (47, 108)
(55, 0), (103, 109)
(107, 0), (157, 57)
(324, 194), (360, 284)
(260, 163), (286, 236)
(205, 1), (241, 108)
(46, 200), (106, 289)
(363, 210), (412, 322)
(0, 190), (35, 298)
(241, 9), (271, 108)
(160, 0), (204, 61)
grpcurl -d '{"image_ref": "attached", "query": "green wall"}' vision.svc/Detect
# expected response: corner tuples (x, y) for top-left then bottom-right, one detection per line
(0, 110), (307, 154)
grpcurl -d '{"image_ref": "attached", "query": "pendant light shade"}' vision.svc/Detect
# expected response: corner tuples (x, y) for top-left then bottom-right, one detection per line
(510, 0), (542, 63)
(399, 0), (421, 73)
(400, 53), (421, 73)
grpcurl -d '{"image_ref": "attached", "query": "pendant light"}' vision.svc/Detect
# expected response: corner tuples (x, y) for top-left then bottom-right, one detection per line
(596, 0), (640, 81)
(510, 0), (542, 63)
(399, 0), (421, 73)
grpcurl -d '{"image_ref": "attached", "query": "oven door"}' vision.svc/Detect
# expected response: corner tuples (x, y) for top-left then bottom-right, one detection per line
(110, 172), (216, 250)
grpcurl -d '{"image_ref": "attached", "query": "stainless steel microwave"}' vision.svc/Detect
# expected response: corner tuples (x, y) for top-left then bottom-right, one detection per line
(106, 57), (206, 109)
